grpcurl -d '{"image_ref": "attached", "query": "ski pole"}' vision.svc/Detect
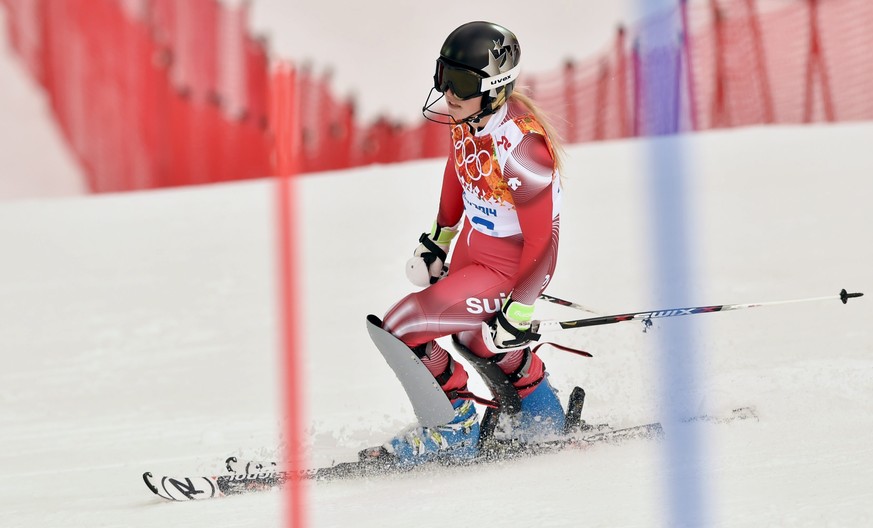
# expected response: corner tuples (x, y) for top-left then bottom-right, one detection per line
(531, 289), (863, 336)
(538, 293), (601, 315)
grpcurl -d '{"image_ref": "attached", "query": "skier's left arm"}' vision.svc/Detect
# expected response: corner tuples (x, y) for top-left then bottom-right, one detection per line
(490, 133), (559, 350)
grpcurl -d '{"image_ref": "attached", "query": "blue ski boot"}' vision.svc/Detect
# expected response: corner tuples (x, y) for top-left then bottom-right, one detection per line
(383, 399), (480, 467)
(496, 378), (566, 443)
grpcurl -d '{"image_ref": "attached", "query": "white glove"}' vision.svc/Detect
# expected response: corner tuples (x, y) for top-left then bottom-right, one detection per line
(482, 297), (540, 353)
(405, 222), (458, 287)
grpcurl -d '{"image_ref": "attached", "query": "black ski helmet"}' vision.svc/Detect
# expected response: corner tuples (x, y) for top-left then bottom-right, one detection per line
(430, 21), (522, 122)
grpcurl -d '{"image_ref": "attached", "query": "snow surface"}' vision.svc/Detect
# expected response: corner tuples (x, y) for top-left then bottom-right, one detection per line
(1, 121), (872, 527)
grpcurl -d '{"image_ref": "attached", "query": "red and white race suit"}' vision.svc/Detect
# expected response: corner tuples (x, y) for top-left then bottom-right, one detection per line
(382, 100), (562, 398)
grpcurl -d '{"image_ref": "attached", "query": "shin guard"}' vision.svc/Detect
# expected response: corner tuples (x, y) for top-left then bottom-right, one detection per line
(366, 315), (455, 427)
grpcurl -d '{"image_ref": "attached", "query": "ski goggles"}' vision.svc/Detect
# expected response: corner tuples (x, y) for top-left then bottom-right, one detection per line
(433, 58), (521, 100)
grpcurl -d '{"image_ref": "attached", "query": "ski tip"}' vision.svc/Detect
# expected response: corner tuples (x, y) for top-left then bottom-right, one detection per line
(840, 289), (864, 304)
(142, 472), (159, 495)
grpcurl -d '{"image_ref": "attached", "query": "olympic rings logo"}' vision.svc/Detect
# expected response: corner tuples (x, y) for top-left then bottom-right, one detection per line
(453, 130), (493, 180)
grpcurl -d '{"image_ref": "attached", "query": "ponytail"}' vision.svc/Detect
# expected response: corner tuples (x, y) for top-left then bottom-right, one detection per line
(509, 89), (567, 176)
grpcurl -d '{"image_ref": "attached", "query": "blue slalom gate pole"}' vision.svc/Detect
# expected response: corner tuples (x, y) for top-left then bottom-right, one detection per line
(636, 0), (705, 525)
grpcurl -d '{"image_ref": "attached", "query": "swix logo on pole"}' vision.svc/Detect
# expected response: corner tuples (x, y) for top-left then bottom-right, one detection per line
(641, 308), (698, 319)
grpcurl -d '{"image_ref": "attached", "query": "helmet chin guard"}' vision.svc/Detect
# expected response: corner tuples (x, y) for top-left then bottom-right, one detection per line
(421, 88), (489, 126)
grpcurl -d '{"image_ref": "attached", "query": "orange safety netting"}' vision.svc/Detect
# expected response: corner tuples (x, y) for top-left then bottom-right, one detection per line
(1, 0), (870, 189)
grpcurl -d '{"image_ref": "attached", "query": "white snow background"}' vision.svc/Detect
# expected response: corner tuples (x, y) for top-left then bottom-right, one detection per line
(1, 1), (872, 527)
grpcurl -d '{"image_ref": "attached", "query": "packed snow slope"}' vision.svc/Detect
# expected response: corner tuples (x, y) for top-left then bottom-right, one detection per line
(0, 122), (871, 527)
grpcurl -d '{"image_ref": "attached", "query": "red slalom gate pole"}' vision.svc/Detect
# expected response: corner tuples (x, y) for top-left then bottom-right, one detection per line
(276, 168), (306, 528)
(272, 63), (308, 528)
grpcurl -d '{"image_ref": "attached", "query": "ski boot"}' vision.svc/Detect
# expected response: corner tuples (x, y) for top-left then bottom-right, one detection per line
(362, 399), (480, 468)
(492, 378), (566, 444)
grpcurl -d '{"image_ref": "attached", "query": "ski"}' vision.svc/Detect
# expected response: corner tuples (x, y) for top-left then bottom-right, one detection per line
(142, 387), (757, 502)
(142, 420), (664, 501)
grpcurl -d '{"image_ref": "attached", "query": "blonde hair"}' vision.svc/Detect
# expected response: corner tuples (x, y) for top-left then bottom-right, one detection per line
(508, 89), (567, 176)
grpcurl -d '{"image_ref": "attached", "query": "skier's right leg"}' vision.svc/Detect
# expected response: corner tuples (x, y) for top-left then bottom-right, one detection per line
(370, 262), (515, 466)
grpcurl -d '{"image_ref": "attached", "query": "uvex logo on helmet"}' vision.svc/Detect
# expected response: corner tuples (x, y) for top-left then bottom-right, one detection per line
(490, 74), (512, 86)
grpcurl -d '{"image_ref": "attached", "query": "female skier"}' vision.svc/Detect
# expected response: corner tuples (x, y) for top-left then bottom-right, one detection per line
(371, 21), (567, 466)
